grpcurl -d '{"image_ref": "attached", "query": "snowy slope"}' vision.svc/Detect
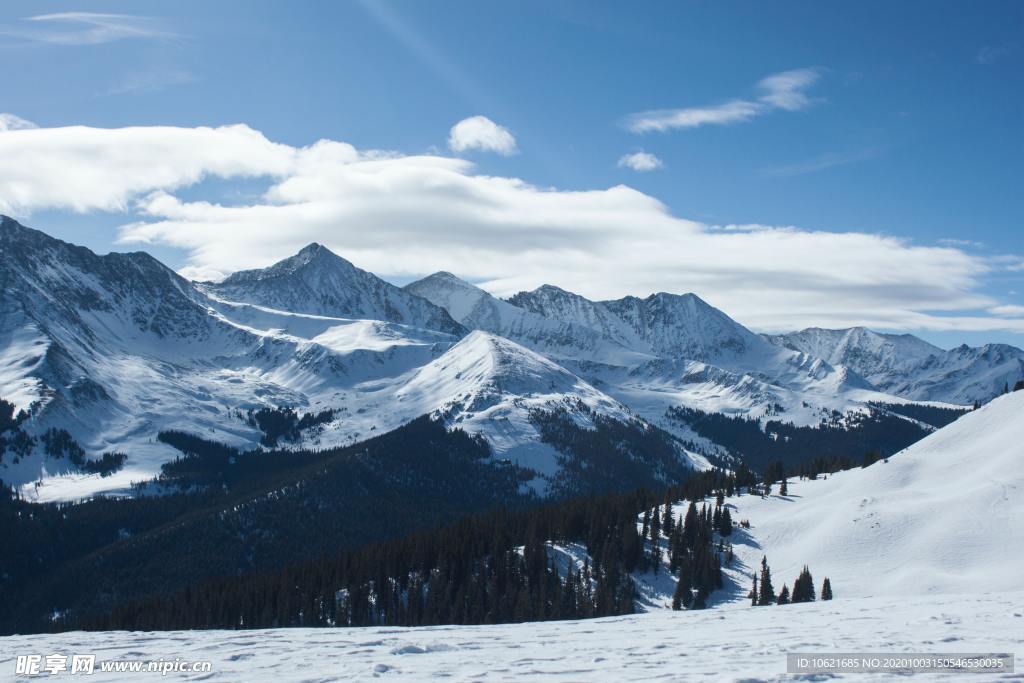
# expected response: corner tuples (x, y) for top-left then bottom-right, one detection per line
(719, 389), (1024, 599)
(393, 331), (635, 483)
(770, 326), (1024, 404)
(5, 592), (1019, 681)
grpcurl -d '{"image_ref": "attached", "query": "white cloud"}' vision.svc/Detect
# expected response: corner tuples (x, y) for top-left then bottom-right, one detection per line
(448, 116), (518, 155)
(618, 151), (663, 172)
(0, 123), (296, 214)
(0, 113), (37, 132)
(625, 68), (822, 133)
(989, 305), (1024, 318)
(625, 100), (762, 133)
(0, 12), (175, 46)
(756, 68), (822, 111)
(0, 119), (1018, 334)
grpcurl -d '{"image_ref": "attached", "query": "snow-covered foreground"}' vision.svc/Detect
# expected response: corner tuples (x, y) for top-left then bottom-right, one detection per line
(5, 378), (1023, 681)
(3, 592), (1021, 681)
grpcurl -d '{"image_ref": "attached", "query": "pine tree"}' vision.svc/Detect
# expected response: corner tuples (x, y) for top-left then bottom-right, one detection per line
(750, 573), (758, 607)
(791, 565), (816, 603)
(777, 584), (790, 605)
(663, 504), (674, 537)
(718, 507), (733, 536)
(821, 577), (833, 601)
(757, 556), (775, 606)
(779, 478), (788, 496)
(672, 569), (691, 610)
(682, 501), (698, 550)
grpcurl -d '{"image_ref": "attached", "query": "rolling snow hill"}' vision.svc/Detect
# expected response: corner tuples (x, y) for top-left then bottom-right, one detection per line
(719, 388), (1024, 600)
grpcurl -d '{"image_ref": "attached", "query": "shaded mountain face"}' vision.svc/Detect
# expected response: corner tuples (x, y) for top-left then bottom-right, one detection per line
(0, 216), (223, 421)
(507, 284), (648, 350)
(769, 326), (1024, 404)
(208, 244), (466, 336)
(766, 327), (943, 381)
(405, 273), (649, 366)
(1, 216), (211, 344)
(514, 287), (778, 365)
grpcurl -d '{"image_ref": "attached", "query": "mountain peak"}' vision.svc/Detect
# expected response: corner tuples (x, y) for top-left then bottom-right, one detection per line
(296, 242), (328, 257)
(405, 272), (491, 322)
(209, 247), (464, 335)
(534, 283), (571, 295)
(414, 271), (479, 289)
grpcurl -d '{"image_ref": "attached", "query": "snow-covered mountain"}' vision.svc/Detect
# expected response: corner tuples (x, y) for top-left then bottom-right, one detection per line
(420, 275), (885, 434)
(0, 219), (698, 500)
(206, 243), (465, 336)
(769, 326), (1024, 404)
(405, 273), (649, 366)
(509, 286), (775, 365)
(3, 217), (1020, 502)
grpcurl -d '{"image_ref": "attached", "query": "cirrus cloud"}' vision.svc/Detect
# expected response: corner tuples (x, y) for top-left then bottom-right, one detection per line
(0, 12), (176, 46)
(625, 68), (823, 133)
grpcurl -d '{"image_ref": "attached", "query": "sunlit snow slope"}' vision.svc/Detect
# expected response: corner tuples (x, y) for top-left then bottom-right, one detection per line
(723, 389), (1024, 599)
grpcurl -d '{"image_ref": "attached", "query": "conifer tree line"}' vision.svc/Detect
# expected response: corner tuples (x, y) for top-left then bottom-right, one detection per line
(749, 556), (833, 606)
(80, 471), (747, 632)
(665, 499), (728, 610)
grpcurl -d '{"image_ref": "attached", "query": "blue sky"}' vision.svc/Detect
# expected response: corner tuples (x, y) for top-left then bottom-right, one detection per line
(0, 1), (1022, 347)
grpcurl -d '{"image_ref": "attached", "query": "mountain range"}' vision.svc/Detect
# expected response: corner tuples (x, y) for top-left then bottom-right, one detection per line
(2, 215), (1022, 501)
